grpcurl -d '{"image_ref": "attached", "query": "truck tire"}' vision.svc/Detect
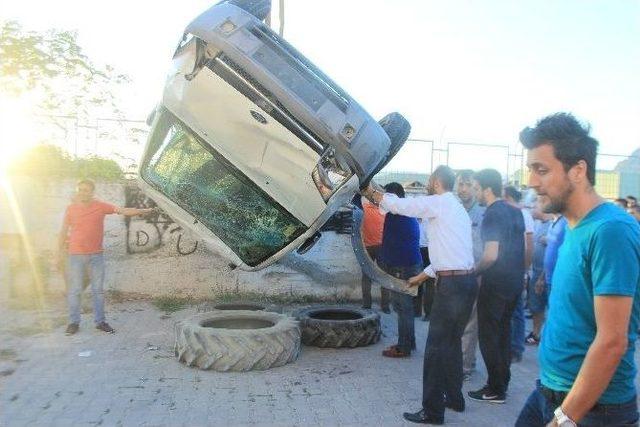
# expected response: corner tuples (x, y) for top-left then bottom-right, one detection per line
(295, 306), (381, 348)
(175, 311), (300, 371)
(197, 301), (281, 313)
(218, 0), (271, 21)
(360, 112), (411, 189)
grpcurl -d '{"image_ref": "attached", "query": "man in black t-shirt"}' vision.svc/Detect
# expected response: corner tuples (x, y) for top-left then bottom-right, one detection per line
(468, 169), (525, 404)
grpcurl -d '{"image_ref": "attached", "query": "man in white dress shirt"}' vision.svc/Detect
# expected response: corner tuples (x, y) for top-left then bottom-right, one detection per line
(362, 165), (477, 425)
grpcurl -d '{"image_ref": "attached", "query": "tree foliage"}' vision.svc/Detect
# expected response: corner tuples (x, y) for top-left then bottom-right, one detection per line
(0, 20), (130, 119)
(8, 144), (124, 181)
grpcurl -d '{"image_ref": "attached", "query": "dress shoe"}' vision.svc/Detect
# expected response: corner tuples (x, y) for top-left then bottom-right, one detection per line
(382, 345), (410, 358)
(65, 323), (79, 335)
(402, 409), (443, 425)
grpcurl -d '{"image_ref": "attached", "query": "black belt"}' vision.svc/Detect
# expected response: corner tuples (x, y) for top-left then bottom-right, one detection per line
(540, 385), (568, 406)
(540, 384), (637, 412)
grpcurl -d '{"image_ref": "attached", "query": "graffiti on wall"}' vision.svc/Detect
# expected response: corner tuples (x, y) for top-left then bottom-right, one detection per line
(124, 183), (198, 256)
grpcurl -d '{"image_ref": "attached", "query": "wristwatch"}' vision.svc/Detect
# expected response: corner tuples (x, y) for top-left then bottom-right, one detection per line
(554, 407), (577, 427)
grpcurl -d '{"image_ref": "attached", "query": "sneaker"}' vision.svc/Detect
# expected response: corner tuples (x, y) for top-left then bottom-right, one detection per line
(525, 332), (540, 345)
(65, 323), (79, 336)
(468, 386), (506, 404)
(96, 322), (115, 334)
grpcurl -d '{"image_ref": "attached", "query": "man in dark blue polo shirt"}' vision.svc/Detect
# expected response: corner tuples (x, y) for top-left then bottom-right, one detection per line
(378, 182), (423, 358)
(516, 113), (640, 427)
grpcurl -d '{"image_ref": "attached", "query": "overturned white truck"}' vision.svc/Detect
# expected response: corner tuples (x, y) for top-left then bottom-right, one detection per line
(138, 0), (413, 295)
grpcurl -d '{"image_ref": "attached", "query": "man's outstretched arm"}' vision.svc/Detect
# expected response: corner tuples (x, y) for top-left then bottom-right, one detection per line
(115, 207), (156, 217)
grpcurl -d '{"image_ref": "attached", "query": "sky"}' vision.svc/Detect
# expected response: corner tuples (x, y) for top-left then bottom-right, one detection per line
(2, 0), (639, 172)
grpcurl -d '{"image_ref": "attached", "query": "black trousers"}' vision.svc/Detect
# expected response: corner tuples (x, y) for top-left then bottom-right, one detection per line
(422, 274), (478, 421)
(477, 282), (520, 395)
(414, 247), (435, 317)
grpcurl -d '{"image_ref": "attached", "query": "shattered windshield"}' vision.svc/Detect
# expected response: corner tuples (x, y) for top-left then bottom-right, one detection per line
(141, 110), (307, 266)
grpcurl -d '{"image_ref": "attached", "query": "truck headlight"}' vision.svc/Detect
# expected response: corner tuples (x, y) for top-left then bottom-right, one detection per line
(312, 150), (352, 202)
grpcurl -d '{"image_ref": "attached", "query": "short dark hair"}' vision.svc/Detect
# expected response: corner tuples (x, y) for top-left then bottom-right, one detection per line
(627, 195), (637, 202)
(616, 198), (629, 208)
(519, 113), (598, 186)
(384, 182), (405, 198)
(473, 169), (502, 197)
(504, 185), (522, 203)
(456, 169), (474, 182)
(431, 165), (455, 191)
(77, 179), (95, 190)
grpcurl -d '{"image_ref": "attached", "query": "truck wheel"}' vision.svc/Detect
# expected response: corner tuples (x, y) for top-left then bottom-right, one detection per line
(360, 112), (411, 189)
(218, 0), (271, 21)
(198, 301), (281, 313)
(175, 311), (300, 371)
(295, 305), (381, 348)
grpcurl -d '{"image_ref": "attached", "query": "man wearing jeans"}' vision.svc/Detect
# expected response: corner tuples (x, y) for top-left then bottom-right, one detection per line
(59, 179), (154, 335)
(378, 182), (422, 358)
(516, 113), (640, 426)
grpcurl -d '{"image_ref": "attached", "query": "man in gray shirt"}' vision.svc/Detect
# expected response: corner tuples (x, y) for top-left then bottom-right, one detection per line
(457, 170), (485, 380)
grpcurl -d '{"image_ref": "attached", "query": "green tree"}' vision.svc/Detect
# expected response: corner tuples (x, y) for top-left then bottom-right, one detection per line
(0, 20), (130, 119)
(8, 144), (124, 181)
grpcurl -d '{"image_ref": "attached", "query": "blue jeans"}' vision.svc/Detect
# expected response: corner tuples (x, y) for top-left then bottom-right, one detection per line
(511, 289), (525, 357)
(516, 380), (639, 426)
(67, 254), (106, 325)
(379, 262), (422, 354)
(391, 290), (415, 353)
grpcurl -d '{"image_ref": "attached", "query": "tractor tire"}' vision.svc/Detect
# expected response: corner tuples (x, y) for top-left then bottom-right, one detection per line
(218, 0), (271, 21)
(197, 301), (281, 313)
(175, 310), (300, 371)
(295, 305), (381, 348)
(360, 112), (411, 189)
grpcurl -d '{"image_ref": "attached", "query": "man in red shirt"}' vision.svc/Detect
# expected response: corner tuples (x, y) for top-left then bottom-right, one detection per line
(361, 198), (390, 312)
(58, 179), (154, 335)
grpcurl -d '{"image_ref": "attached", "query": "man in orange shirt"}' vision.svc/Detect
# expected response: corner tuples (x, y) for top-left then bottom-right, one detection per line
(58, 179), (154, 335)
(361, 198), (390, 312)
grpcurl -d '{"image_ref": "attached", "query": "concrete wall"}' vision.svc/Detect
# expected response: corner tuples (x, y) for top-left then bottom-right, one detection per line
(0, 177), (362, 299)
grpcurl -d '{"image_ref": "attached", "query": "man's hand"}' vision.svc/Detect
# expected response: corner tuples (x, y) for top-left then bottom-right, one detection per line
(360, 184), (376, 199)
(408, 271), (429, 287)
(360, 182), (385, 205)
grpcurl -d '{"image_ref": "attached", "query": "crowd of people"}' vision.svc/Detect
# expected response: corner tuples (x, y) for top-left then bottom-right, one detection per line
(56, 113), (640, 426)
(361, 112), (640, 426)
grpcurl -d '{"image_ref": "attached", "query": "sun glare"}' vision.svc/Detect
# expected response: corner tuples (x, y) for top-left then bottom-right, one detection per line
(0, 94), (40, 174)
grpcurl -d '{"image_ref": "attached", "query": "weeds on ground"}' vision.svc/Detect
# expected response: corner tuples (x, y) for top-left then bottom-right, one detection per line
(152, 295), (195, 313)
(209, 289), (356, 306)
(0, 349), (18, 360)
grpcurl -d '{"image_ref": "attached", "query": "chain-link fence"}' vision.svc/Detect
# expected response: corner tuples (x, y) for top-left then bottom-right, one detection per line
(26, 115), (640, 200)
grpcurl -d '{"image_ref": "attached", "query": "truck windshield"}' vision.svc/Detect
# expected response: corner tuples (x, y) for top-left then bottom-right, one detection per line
(140, 110), (307, 266)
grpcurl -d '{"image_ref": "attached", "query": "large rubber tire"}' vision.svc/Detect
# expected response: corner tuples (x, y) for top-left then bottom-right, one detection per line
(217, 0), (271, 21)
(197, 301), (281, 314)
(175, 311), (300, 371)
(295, 305), (381, 348)
(360, 112), (412, 189)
